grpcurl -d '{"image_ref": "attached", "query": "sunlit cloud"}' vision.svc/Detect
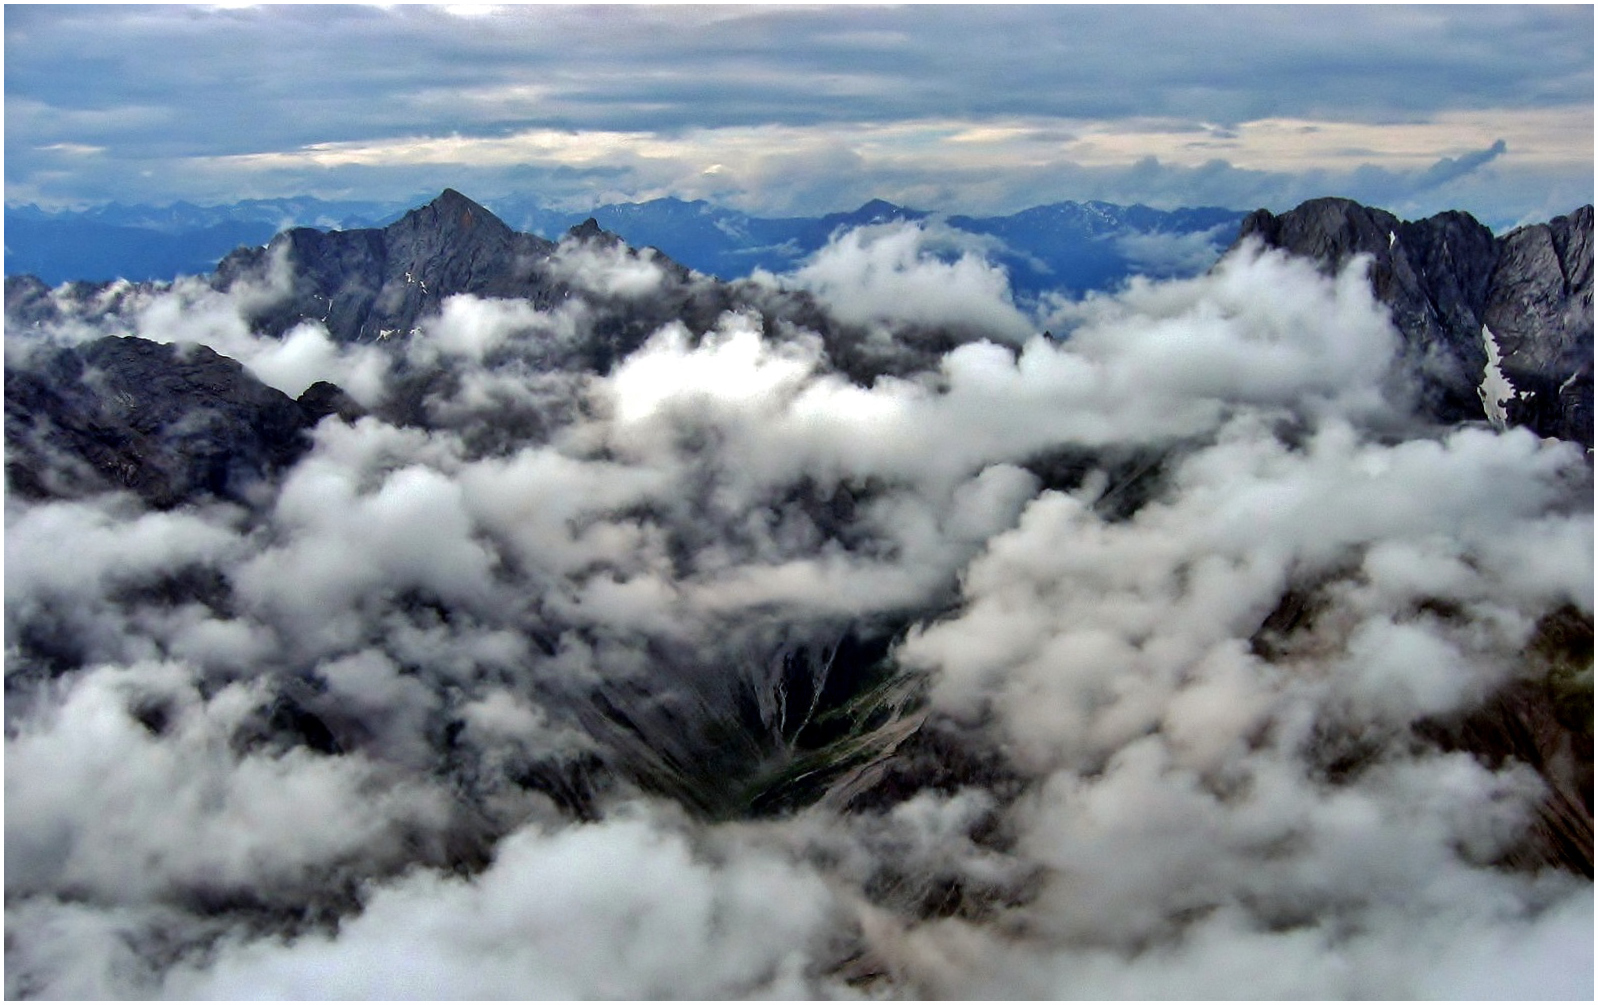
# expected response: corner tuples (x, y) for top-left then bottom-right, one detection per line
(189, 107), (1589, 217)
(1061, 109), (1591, 171)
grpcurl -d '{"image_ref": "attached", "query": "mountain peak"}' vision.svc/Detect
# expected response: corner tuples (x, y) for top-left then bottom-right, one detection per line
(856, 198), (902, 214)
(398, 188), (510, 238)
(431, 187), (482, 212)
(566, 217), (621, 245)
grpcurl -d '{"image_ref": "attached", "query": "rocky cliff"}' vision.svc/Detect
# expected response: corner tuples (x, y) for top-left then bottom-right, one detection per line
(213, 188), (565, 343)
(5, 336), (340, 508)
(1238, 198), (1593, 448)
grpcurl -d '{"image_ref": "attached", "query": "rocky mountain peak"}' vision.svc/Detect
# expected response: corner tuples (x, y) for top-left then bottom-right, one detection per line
(1237, 197), (1402, 269)
(568, 217), (605, 240)
(395, 187), (513, 241)
(564, 217), (627, 250)
(854, 198), (903, 218)
(214, 189), (562, 344)
(1238, 197), (1592, 446)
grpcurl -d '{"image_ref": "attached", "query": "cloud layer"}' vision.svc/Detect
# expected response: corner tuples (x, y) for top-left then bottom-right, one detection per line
(5, 230), (1592, 997)
(5, 6), (1591, 225)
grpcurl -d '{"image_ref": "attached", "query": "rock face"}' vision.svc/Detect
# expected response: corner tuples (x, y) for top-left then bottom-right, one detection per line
(5, 336), (326, 508)
(1485, 207), (1594, 447)
(1238, 199), (1593, 447)
(212, 191), (768, 380)
(214, 188), (564, 344)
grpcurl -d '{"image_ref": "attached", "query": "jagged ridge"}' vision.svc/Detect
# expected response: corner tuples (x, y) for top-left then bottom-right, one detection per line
(1239, 198), (1593, 446)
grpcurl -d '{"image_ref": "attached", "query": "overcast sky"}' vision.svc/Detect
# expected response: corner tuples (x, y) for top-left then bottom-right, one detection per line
(5, 4), (1593, 226)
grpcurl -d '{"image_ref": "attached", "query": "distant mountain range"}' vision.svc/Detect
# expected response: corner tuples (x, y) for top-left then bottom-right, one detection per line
(5, 194), (1246, 296)
(3, 198), (409, 286)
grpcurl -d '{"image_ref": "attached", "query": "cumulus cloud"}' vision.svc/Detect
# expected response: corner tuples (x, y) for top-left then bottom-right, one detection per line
(547, 236), (670, 299)
(777, 220), (1037, 341)
(161, 810), (845, 999)
(1113, 223), (1235, 277)
(6, 662), (457, 908)
(5, 230), (1590, 998)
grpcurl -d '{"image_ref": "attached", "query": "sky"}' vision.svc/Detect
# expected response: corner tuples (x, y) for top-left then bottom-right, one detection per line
(3, 5), (1595, 228)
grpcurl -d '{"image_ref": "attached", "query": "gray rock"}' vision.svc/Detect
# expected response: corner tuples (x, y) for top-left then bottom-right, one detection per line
(1236, 198), (1592, 446)
(1237, 198), (1492, 425)
(5, 335), (324, 508)
(214, 188), (564, 344)
(211, 190), (762, 380)
(1485, 206), (1593, 449)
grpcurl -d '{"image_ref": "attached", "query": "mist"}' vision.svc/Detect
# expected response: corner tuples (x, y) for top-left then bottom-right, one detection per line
(5, 221), (1592, 998)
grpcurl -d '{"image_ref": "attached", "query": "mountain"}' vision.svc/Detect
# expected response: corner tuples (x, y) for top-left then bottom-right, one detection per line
(4, 192), (1592, 997)
(1238, 198), (1593, 447)
(495, 194), (1244, 297)
(215, 188), (565, 344)
(4, 197), (408, 284)
(5, 333), (342, 509)
(492, 195), (938, 285)
(8, 192), (1247, 298)
(949, 201), (1245, 293)
(7, 195), (408, 233)
(3, 216), (284, 285)
(208, 190), (982, 391)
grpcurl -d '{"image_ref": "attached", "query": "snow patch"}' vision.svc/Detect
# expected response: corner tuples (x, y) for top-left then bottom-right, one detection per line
(1477, 324), (1516, 429)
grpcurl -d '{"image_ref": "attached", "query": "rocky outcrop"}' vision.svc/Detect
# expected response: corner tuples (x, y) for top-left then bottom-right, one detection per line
(1484, 207), (1594, 448)
(214, 188), (565, 344)
(5, 335), (331, 508)
(1237, 198), (1593, 447)
(211, 191), (762, 379)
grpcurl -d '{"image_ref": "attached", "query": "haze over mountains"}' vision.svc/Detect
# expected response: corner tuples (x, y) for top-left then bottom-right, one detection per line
(4, 189), (1593, 997)
(5, 193), (1246, 298)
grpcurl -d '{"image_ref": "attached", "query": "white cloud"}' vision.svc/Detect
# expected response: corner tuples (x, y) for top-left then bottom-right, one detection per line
(163, 812), (842, 999)
(5, 227), (1590, 999)
(6, 661), (455, 907)
(782, 220), (1036, 341)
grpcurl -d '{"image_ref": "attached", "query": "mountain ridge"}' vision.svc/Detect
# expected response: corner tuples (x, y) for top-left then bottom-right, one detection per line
(6, 191), (1590, 516)
(7, 191), (1250, 294)
(1238, 197), (1593, 446)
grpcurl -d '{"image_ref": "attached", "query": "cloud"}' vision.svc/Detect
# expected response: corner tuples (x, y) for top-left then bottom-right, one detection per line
(11, 7), (1591, 149)
(5, 7), (1589, 224)
(545, 236), (669, 299)
(5, 231), (1591, 997)
(161, 810), (844, 999)
(1411, 138), (1509, 192)
(777, 220), (1037, 341)
(1113, 223), (1239, 277)
(5, 661), (457, 908)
